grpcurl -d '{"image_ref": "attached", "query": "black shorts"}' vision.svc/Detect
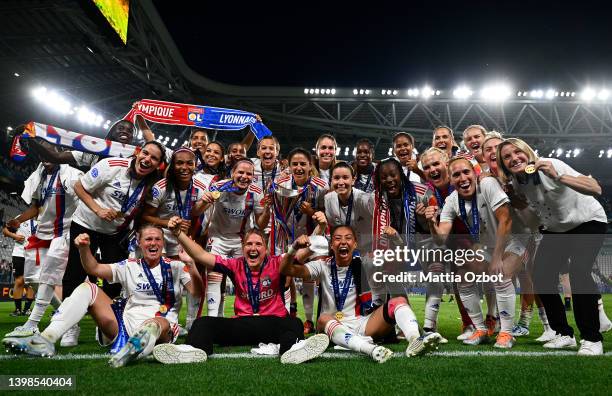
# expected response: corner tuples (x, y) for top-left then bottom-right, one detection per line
(12, 256), (24, 277)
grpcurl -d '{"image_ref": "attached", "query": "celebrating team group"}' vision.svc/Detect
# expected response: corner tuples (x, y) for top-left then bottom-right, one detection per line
(3, 111), (611, 367)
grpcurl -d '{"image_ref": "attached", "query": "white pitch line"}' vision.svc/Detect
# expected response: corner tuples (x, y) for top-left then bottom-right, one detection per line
(1, 350), (611, 361)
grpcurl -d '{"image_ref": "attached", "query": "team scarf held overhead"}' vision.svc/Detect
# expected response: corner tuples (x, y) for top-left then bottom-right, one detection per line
(10, 122), (138, 162)
(124, 99), (273, 140)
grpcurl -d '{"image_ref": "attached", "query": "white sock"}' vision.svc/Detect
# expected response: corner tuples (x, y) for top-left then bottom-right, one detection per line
(598, 298), (611, 324)
(324, 319), (375, 355)
(186, 292), (200, 330)
(302, 281), (315, 322)
(284, 289), (291, 313)
(135, 319), (162, 359)
(206, 275), (222, 317)
(393, 303), (420, 342)
(24, 283), (55, 328)
(41, 282), (97, 343)
(538, 306), (552, 331)
(424, 281), (443, 330)
(459, 283), (486, 331)
(494, 279), (515, 333)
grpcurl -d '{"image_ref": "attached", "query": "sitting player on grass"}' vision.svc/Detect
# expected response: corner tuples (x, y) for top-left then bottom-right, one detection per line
(280, 225), (443, 363)
(3, 224), (202, 368)
(151, 215), (329, 365)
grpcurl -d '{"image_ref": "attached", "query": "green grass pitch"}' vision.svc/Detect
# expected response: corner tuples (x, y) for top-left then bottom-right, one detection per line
(1, 295), (611, 395)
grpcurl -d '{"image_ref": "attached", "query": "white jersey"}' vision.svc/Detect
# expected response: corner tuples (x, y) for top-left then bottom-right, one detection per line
(71, 151), (100, 169)
(148, 176), (208, 250)
(31, 165), (82, 240)
(318, 168), (331, 185)
(251, 158), (281, 193)
(512, 158), (607, 232)
(207, 180), (265, 238)
(110, 257), (191, 325)
(325, 188), (374, 252)
(272, 175), (328, 245)
(73, 158), (148, 235)
(11, 219), (36, 258)
(440, 177), (509, 246)
(401, 165), (423, 183)
(305, 258), (359, 319)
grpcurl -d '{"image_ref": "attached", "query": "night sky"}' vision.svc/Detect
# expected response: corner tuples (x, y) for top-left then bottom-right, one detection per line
(153, 2), (611, 90)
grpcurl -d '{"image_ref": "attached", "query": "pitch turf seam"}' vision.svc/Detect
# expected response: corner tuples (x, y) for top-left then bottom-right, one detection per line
(2, 350), (611, 361)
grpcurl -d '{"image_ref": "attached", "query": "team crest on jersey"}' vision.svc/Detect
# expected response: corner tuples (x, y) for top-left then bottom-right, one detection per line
(113, 181), (121, 188)
(118, 259), (126, 266)
(261, 276), (272, 288)
(91, 168), (98, 178)
(152, 187), (160, 198)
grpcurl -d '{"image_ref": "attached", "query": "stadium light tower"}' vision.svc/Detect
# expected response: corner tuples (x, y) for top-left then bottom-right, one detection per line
(453, 86), (473, 99)
(481, 84), (511, 102)
(581, 87), (596, 101)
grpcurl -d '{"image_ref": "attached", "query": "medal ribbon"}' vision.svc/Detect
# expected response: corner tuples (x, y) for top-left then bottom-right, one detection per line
(243, 257), (268, 314)
(39, 168), (59, 207)
(458, 195), (480, 242)
(402, 182), (417, 247)
(354, 165), (374, 192)
(210, 180), (240, 193)
(121, 177), (146, 215)
(175, 180), (195, 219)
(340, 192), (354, 226)
(140, 258), (175, 317)
(330, 257), (353, 313)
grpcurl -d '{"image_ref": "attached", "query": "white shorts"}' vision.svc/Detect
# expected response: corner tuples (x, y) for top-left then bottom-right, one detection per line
(207, 235), (242, 258)
(339, 313), (372, 337)
(23, 248), (40, 285)
(41, 235), (70, 285)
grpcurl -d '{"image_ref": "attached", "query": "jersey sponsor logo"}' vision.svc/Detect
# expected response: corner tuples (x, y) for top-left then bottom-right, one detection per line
(223, 207), (247, 217)
(91, 168), (98, 178)
(111, 190), (127, 200)
(135, 282), (153, 291)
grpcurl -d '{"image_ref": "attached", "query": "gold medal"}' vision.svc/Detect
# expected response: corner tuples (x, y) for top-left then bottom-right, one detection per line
(158, 305), (168, 314)
(335, 311), (344, 321)
(524, 164), (536, 174)
(211, 191), (221, 200)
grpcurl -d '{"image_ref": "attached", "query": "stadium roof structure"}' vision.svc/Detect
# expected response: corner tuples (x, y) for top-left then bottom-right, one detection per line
(2, 1), (612, 161)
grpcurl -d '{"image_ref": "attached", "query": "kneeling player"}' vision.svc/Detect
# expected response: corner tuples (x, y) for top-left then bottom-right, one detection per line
(3, 224), (202, 367)
(151, 216), (329, 365)
(282, 225), (442, 363)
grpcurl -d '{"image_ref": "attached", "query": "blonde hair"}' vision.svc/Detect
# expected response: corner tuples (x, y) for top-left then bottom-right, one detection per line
(420, 147), (449, 166)
(482, 131), (504, 152)
(462, 124), (487, 140)
(495, 138), (539, 184)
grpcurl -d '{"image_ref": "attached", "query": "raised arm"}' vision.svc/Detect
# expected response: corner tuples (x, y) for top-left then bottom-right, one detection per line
(74, 233), (113, 281)
(135, 113), (155, 143)
(27, 139), (77, 166)
(536, 160), (602, 196)
(279, 235), (313, 279)
(425, 205), (453, 245)
(168, 216), (217, 270)
(178, 248), (203, 298)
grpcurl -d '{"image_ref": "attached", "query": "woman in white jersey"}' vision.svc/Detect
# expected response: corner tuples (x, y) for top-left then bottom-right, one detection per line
(3, 224), (202, 368)
(426, 156), (525, 348)
(282, 225), (443, 363)
(497, 138), (608, 355)
(62, 141), (165, 316)
(271, 148), (328, 334)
